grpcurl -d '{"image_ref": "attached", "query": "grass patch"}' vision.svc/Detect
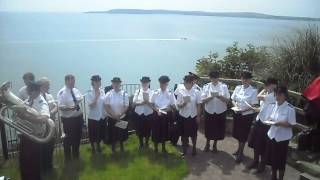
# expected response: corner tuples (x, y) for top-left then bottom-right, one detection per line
(0, 136), (188, 180)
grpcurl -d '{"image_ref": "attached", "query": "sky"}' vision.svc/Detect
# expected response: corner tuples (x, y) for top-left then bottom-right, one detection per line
(0, 0), (319, 18)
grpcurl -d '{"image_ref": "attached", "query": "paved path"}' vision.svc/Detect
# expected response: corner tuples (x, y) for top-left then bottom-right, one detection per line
(177, 132), (300, 180)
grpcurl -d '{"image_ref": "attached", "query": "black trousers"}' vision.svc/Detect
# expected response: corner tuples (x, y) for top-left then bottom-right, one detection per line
(62, 114), (83, 161)
(19, 136), (42, 180)
(40, 137), (55, 172)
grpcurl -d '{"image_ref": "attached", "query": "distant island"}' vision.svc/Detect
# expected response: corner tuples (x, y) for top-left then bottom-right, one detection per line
(86, 9), (320, 21)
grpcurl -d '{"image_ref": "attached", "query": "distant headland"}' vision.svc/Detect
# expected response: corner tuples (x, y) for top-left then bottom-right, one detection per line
(85, 9), (320, 21)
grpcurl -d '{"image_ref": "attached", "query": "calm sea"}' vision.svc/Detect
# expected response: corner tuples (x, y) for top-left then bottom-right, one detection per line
(0, 12), (319, 95)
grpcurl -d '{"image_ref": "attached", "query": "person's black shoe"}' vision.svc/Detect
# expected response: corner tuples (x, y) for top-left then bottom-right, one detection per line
(192, 148), (197, 156)
(256, 163), (265, 173)
(235, 154), (243, 163)
(203, 144), (210, 152)
(162, 148), (167, 154)
(232, 150), (240, 156)
(246, 161), (258, 169)
(211, 146), (218, 153)
(97, 146), (102, 153)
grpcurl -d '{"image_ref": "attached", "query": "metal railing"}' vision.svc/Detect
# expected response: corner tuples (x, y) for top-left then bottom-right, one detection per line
(0, 80), (311, 160)
(0, 84), (141, 160)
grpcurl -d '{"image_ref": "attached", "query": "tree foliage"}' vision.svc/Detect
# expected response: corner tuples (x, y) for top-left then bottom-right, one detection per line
(195, 25), (320, 92)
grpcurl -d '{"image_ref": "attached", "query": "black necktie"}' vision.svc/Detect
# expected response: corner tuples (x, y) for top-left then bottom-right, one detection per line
(70, 89), (80, 111)
(28, 99), (33, 107)
(42, 93), (47, 101)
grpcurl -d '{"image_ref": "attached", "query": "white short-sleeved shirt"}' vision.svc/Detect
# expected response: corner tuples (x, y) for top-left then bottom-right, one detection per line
(104, 89), (129, 116)
(18, 86), (29, 101)
(25, 94), (50, 133)
(133, 88), (154, 116)
(174, 83), (202, 96)
(42, 92), (56, 112)
(256, 92), (276, 122)
(177, 88), (202, 118)
(151, 89), (176, 110)
(202, 82), (230, 114)
(231, 85), (259, 115)
(57, 86), (83, 118)
(267, 101), (297, 142)
(86, 88), (106, 121)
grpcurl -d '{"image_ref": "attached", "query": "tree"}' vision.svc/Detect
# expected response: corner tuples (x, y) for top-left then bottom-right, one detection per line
(269, 25), (320, 91)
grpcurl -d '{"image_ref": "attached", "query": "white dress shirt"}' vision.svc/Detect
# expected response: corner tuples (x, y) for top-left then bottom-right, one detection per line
(18, 86), (29, 101)
(86, 88), (106, 121)
(202, 82), (230, 114)
(42, 92), (56, 112)
(174, 83), (202, 96)
(25, 94), (51, 134)
(57, 86), (83, 118)
(133, 88), (154, 116)
(231, 85), (259, 115)
(256, 92), (276, 122)
(267, 101), (297, 142)
(104, 89), (129, 116)
(177, 88), (202, 118)
(151, 89), (176, 110)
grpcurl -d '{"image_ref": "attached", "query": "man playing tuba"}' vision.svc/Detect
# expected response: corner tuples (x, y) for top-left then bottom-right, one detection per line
(17, 81), (53, 180)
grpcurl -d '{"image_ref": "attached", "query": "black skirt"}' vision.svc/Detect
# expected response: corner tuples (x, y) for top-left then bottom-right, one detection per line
(152, 112), (171, 143)
(204, 111), (226, 140)
(248, 120), (270, 155)
(107, 118), (129, 143)
(232, 113), (255, 142)
(265, 138), (289, 170)
(136, 113), (153, 138)
(88, 118), (107, 143)
(168, 111), (181, 143)
(180, 115), (198, 138)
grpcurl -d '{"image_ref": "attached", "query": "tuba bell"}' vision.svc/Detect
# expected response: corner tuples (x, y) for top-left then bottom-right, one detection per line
(0, 82), (55, 143)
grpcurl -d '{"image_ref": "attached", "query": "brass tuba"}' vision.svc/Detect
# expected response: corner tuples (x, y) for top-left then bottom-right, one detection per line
(0, 82), (55, 143)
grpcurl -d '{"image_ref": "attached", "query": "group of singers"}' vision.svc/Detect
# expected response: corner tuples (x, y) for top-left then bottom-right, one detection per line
(16, 71), (296, 180)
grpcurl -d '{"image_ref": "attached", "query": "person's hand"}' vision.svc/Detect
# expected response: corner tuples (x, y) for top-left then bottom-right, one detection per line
(180, 101), (187, 107)
(61, 132), (66, 139)
(95, 89), (100, 97)
(252, 107), (260, 113)
(157, 109), (163, 116)
(274, 121), (282, 127)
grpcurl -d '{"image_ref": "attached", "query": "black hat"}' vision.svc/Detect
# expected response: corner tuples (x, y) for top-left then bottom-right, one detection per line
(111, 77), (122, 83)
(27, 81), (41, 92)
(241, 71), (253, 79)
(140, 76), (151, 83)
(264, 77), (278, 86)
(158, 75), (170, 83)
(91, 75), (101, 81)
(183, 75), (194, 83)
(188, 72), (200, 80)
(275, 84), (289, 98)
(209, 71), (220, 78)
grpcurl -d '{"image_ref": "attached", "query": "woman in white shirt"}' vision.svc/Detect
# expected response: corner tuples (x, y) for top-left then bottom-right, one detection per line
(247, 77), (278, 173)
(104, 77), (129, 153)
(177, 75), (202, 156)
(265, 85), (296, 180)
(201, 71), (230, 153)
(151, 75), (176, 154)
(231, 72), (259, 163)
(86, 75), (106, 153)
(133, 76), (154, 149)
